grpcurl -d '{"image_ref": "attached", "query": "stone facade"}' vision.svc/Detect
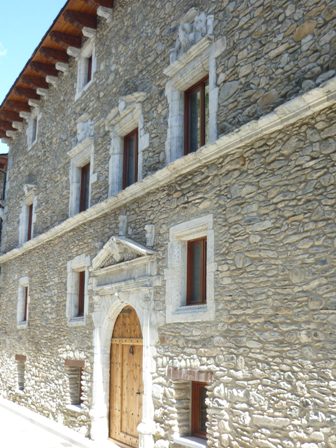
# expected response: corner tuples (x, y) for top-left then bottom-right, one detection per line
(0, 1), (336, 448)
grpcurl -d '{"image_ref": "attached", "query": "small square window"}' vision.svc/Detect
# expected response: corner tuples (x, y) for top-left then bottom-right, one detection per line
(186, 237), (207, 306)
(123, 129), (138, 189)
(79, 163), (90, 212)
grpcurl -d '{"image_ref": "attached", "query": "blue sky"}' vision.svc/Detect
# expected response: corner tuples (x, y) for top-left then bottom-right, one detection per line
(0, 0), (66, 153)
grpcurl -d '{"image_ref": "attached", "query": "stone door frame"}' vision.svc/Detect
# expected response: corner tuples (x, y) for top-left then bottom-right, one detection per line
(90, 286), (156, 448)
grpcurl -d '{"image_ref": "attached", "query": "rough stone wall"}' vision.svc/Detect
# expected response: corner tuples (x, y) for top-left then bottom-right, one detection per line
(0, 103), (335, 445)
(3, 0), (335, 252)
(0, 0), (336, 446)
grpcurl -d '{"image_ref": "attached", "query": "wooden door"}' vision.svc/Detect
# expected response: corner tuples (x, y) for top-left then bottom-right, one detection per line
(110, 306), (143, 447)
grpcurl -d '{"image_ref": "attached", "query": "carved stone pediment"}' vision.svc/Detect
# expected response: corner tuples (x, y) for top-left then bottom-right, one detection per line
(170, 9), (214, 64)
(92, 236), (155, 271)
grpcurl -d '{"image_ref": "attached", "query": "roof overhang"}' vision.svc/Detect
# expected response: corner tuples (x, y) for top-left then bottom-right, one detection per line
(0, 0), (113, 141)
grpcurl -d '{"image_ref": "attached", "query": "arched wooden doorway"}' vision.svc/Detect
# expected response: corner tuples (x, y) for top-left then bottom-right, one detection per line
(109, 306), (143, 447)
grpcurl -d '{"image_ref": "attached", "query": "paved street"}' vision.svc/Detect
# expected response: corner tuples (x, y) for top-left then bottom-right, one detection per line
(0, 398), (96, 448)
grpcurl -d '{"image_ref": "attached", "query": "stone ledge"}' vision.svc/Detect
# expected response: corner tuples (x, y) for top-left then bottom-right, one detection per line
(173, 435), (206, 448)
(0, 77), (335, 265)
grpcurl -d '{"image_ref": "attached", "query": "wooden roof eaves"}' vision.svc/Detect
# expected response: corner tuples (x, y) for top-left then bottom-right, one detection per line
(0, 0), (113, 139)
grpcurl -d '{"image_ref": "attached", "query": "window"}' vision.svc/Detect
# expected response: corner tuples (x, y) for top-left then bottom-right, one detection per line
(76, 271), (85, 318)
(106, 94), (148, 197)
(168, 368), (212, 446)
(191, 382), (207, 438)
(66, 255), (90, 325)
(166, 215), (215, 323)
(65, 360), (84, 407)
(68, 138), (95, 217)
(26, 203), (33, 241)
(76, 39), (96, 97)
(31, 116), (38, 144)
(79, 163), (90, 212)
(19, 186), (36, 246)
(184, 78), (209, 154)
(186, 237), (207, 305)
(27, 114), (39, 149)
(15, 355), (26, 392)
(17, 278), (29, 328)
(84, 54), (93, 86)
(123, 129), (138, 189)
(164, 13), (226, 164)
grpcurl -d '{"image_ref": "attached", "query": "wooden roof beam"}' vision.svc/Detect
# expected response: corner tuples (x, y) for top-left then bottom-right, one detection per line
(0, 121), (15, 131)
(31, 61), (59, 77)
(7, 101), (30, 113)
(83, 0), (113, 7)
(14, 87), (40, 100)
(39, 47), (69, 63)
(22, 75), (49, 89)
(63, 10), (97, 30)
(0, 110), (23, 122)
(50, 31), (82, 48)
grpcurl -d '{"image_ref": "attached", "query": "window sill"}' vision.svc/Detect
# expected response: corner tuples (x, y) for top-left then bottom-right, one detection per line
(15, 389), (25, 395)
(75, 78), (95, 102)
(68, 317), (86, 327)
(173, 435), (206, 448)
(27, 140), (37, 151)
(65, 404), (84, 413)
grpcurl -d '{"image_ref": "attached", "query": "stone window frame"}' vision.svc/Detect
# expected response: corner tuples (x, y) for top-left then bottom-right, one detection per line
(15, 354), (27, 393)
(68, 137), (96, 217)
(17, 276), (29, 329)
(165, 215), (215, 323)
(18, 185), (37, 246)
(64, 359), (85, 411)
(66, 254), (91, 326)
(168, 367), (212, 448)
(75, 38), (96, 100)
(164, 35), (226, 164)
(26, 110), (40, 150)
(106, 93), (149, 197)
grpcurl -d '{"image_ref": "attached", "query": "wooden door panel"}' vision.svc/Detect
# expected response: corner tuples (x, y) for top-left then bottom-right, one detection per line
(110, 307), (143, 448)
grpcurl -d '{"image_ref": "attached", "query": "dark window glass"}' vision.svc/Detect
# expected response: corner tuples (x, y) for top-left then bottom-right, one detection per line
(79, 163), (90, 212)
(192, 382), (207, 438)
(86, 55), (93, 85)
(123, 129), (138, 189)
(186, 237), (207, 305)
(27, 204), (33, 241)
(77, 271), (85, 318)
(23, 286), (29, 322)
(184, 78), (209, 154)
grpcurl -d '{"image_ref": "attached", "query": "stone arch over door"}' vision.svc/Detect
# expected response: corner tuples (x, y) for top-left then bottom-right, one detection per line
(89, 235), (160, 448)
(110, 306), (143, 447)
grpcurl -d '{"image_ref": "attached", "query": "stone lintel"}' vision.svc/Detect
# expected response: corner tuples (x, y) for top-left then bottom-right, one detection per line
(167, 366), (213, 383)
